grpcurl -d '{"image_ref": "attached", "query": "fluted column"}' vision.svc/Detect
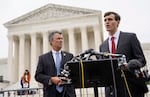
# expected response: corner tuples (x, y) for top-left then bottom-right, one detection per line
(25, 37), (31, 70)
(43, 32), (50, 54)
(81, 26), (88, 51)
(68, 28), (75, 55)
(7, 35), (14, 84)
(30, 33), (38, 87)
(93, 25), (102, 51)
(18, 34), (25, 80)
(14, 37), (19, 82)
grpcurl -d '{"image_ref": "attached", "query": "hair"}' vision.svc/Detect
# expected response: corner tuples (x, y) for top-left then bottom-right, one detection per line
(24, 69), (29, 75)
(48, 31), (62, 44)
(104, 11), (121, 21)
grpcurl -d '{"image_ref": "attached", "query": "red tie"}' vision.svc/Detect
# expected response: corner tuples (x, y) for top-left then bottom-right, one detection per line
(111, 37), (116, 54)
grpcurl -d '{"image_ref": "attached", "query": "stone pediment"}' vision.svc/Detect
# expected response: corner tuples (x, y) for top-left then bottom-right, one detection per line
(4, 3), (101, 26)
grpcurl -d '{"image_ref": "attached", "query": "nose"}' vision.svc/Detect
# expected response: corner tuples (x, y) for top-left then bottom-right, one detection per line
(60, 38), (63, 41)
(104, 21), (109, 26)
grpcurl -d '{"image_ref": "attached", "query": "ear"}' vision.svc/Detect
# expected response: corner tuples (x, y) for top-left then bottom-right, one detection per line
(117, 20), (120, 27)
(50, 41), (52, 46)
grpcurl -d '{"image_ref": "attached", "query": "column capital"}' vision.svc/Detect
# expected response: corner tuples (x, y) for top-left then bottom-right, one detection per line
(28, 32), (37, 38)
(7, 35), (14, 40)
(18, 33), (25, 36)
(43, 31), (50, 53)
(93, 24), (100, 29)
(42, 31), (49, 37)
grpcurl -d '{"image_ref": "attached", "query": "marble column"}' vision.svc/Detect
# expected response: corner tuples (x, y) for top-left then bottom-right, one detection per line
(18, 34), (25, 80)
(43, 32), (50, 54)
(30, 33), (38, 87)
(93, 25), (102, 51)
(24, 37), (31, 70)
(81, 26), (88, 51)
(68, 28), (76, 55)
(7, 35), (14, 84)
(13, 37), (19, 82)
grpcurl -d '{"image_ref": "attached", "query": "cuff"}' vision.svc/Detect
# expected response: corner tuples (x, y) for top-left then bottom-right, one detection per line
(48, 79), (52, 85)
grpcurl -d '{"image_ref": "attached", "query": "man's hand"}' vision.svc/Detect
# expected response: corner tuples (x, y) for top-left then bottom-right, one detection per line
(51, 76), (65, 85)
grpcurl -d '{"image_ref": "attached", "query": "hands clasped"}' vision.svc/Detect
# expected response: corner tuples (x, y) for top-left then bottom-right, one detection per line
(51, 76), (67, 86)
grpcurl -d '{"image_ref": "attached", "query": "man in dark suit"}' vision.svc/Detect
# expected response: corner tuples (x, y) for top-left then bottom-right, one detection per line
(99, 11), (147, 97)
(35, 31), (76, 97)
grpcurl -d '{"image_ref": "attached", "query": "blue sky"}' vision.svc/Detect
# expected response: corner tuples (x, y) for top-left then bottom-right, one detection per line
(0, 0), (150, 58)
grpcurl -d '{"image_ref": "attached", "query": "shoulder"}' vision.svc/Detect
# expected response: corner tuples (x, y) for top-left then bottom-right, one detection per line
(100, 38), (108, 46)
(62, 51), (73, 56)
(120, 31), (138, 40)
(38, 51), (51, 58)
(120, 31), (136, 37)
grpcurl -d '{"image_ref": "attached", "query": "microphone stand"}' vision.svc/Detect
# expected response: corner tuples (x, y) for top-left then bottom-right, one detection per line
(105, 53), (127, 97)
(109, 56), (118, 97)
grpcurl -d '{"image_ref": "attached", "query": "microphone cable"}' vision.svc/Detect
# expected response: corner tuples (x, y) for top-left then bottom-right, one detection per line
(121, 70), (132, 97)
(80, 59), (85, 97)
(79, 59), (89, 97)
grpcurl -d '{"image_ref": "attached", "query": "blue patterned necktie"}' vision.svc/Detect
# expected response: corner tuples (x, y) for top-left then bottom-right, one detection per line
(56, 52), (61, 75)
(55, 52), (63, 92)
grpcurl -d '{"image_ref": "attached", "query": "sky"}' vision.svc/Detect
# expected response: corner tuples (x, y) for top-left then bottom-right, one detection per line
(0, 0), (150, 58)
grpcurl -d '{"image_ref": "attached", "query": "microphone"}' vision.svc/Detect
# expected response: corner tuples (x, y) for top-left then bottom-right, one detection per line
(128, 59), (142, 70)
(90, 50), (100, 55)
(71, 49), (94, 61)
(99, 52), (123, 57)
(79, 48), (94, 56)
(127, 59), (145, 79)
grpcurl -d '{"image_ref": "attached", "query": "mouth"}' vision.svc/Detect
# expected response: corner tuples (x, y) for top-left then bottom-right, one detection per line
(106, 25), (110, 27)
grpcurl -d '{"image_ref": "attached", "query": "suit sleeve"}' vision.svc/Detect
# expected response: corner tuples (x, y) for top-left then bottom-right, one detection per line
(35, 55), (51, 86)
(130, 33), (146, 67)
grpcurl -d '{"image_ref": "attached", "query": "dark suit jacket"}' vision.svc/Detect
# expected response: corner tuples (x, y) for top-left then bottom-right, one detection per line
(99, 31), (147, 97)
(35, 51), (76, 97)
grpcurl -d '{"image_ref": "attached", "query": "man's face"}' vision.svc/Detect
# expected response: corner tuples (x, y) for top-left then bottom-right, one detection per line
(51, 33), (63, 51)
(104, 14), (120, 35)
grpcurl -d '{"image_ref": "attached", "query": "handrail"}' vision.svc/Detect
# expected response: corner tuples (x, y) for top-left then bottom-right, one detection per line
(0, 87), (43, 97)
(0, 87), (43, 92)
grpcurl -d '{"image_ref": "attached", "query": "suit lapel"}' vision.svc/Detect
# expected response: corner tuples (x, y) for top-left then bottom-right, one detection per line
(48, 51), (67, 71)
(49, 51), (55, 65)
(49, 51), (56, 72)
(61, 51), (66, 68)
(116, 32), (124, 53)
(105, 38), (110, 52)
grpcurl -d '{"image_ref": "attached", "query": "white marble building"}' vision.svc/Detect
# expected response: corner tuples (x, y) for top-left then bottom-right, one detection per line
(3, 3), (103, 88)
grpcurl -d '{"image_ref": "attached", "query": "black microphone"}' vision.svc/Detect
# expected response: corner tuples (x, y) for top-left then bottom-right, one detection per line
(79, 48), (94, 56)
(128, 59), (142, 70)
(90, 50), (101, 55)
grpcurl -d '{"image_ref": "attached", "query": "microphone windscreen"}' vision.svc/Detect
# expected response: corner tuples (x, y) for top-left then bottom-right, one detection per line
(128, 59), (142, 70)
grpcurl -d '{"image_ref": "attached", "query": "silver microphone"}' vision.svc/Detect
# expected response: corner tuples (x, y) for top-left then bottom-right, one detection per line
(100, 52), (123, 57)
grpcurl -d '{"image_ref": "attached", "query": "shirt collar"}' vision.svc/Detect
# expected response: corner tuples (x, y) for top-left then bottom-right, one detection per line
(109, 30), (120, 40)
(52, 49), (61, 54)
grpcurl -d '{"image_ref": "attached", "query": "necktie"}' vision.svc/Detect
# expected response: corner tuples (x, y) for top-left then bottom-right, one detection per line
(56, 52), (61, 75)
(111, 37), (116, 56)
(55, 52), (63, 92)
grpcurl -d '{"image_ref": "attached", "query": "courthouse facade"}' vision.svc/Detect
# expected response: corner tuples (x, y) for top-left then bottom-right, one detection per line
(3, 4), (103, 87)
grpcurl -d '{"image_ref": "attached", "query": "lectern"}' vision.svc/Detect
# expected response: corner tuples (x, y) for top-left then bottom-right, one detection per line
(66, 58), (119, 97)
